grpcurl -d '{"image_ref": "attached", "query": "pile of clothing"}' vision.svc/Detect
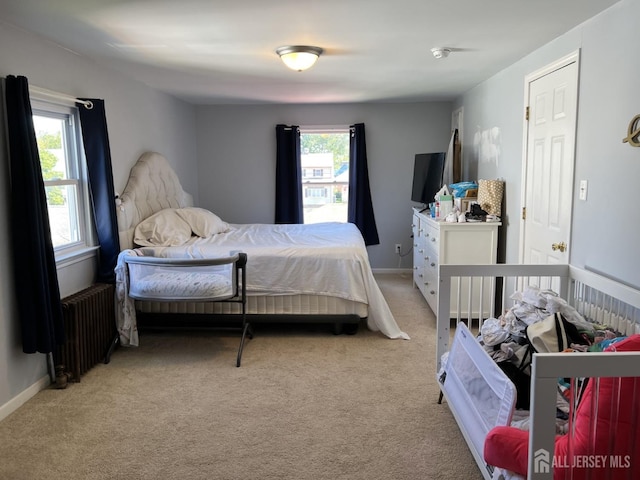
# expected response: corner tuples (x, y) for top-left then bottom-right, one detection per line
(477, 285), (626, 431)
(479, 286), (623, 364)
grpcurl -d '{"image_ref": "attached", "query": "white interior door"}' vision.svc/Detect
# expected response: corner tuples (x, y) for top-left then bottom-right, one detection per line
(521, 53), (579, 266)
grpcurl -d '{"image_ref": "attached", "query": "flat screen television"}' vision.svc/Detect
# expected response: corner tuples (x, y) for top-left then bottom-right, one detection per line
(411, 152), (446, 207)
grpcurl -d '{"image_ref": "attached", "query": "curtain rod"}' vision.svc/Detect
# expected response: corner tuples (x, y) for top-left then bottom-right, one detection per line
(29, 85), (93, 109)
(300, 125), (350, 133)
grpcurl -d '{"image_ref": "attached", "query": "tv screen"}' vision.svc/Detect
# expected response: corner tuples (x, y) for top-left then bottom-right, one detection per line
(411, 152), (446, 205)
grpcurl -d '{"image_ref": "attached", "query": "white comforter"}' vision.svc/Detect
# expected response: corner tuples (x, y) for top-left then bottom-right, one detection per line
(116, 222), (410, 346)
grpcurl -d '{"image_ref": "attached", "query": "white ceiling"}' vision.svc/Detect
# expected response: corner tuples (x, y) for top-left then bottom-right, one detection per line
(1, 0), (619, 105)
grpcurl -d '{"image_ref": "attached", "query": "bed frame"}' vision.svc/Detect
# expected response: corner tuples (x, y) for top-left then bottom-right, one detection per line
(116, 152), (366, 333)
(435, 263), (640, 480)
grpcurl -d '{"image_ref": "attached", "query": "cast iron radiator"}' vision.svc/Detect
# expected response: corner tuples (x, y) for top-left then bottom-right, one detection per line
(54, 283), (116, 382)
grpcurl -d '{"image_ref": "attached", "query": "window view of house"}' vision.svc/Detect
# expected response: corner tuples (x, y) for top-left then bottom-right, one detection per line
(300, 130), (349, 224)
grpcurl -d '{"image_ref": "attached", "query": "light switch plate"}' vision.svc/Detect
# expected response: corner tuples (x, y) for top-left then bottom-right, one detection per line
(579, 180), (588, 201)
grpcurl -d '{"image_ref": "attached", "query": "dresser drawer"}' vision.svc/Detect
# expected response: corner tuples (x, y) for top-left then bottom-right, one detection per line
(424, 251), (438, 277)
(423, 225), (439, 256)
(413, 250), (426, 291)
(412, 214), (427, 292)
(423, 277), (438, 313)
(423, 266), (438, 296)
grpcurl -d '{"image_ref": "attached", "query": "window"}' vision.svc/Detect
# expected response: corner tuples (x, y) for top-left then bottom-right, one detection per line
(305, 187), (328, 198)
(32, 101), (93, 259)
(300, 128), (349, 224)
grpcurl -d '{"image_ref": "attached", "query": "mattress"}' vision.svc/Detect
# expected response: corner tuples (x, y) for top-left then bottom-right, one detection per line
(133, 222), (373, 303)
(115, 222), (409, 346)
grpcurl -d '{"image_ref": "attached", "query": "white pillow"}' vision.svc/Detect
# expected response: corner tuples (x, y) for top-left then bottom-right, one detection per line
(175, 207), (230, 238)
(133, 209), (193, 247)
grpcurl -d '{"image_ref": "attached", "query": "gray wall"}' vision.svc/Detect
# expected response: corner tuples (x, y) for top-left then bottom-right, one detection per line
(0, 23), (198, 412)
(195, 102), (452, 268)
(457, 0), (640, 288)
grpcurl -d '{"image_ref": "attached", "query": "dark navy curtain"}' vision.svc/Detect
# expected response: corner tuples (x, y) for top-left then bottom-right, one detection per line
(4, 75), (65, 354)
(78, 99), (120, 283)
(275, 124), (303, 224)
(348, 123), (380, 246)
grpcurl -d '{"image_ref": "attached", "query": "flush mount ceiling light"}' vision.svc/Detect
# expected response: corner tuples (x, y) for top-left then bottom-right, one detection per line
(431, 47), (451, 59)
(276, 45), (323, 72)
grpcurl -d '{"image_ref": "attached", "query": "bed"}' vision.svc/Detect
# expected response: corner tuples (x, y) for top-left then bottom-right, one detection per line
(115, 152), (409, 352)
(435, 263), (640, 479)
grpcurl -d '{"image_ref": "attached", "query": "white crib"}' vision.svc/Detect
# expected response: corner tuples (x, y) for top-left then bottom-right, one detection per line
(435, 264), (640, 480)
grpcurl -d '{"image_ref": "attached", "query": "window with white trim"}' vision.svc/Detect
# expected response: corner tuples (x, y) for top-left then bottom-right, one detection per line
(300, 127), (350, 224)
(31, 101), (93, 258)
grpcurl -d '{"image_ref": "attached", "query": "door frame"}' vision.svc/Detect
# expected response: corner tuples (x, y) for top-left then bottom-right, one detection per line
(518, 49), (581, 263)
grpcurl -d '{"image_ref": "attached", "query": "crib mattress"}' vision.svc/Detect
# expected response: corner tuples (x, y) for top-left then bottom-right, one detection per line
(129, 269), (233, 301)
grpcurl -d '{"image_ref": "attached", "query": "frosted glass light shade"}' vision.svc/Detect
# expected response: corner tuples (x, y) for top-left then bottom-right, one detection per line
(276, 46), (323, 72)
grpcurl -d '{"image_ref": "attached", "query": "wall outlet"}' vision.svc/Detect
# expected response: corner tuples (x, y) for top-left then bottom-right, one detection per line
(395, 244), (402, 254)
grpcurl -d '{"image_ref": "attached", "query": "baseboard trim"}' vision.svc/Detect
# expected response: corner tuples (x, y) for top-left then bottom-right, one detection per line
(0, 375), (50, 422)
(372, 268), (412, 275)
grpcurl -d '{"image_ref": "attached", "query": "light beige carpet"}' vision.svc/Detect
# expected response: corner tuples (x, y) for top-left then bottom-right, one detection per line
(0, 273), (482, 480)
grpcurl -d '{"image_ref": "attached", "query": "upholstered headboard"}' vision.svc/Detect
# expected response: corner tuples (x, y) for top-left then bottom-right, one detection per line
(116, 152), (194, 250)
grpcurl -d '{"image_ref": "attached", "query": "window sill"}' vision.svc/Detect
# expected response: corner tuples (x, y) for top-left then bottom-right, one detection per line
(55, 245), (100, 269)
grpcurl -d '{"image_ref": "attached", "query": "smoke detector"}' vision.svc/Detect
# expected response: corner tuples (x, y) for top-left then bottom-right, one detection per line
(431, 48), (451, 59)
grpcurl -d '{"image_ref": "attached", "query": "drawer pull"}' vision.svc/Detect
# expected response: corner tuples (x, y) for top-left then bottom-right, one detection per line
(430, 262), (436, 267)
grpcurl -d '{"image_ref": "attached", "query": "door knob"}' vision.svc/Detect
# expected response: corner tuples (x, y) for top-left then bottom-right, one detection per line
(551, 241), (567, 252)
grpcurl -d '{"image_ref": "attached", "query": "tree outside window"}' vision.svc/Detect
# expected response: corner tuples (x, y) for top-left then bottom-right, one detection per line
(36, 130), (65, 205)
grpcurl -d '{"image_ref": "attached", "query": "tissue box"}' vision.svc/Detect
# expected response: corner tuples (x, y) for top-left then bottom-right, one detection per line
(438, 195), (453, 219)
(455, 197), (476, 213)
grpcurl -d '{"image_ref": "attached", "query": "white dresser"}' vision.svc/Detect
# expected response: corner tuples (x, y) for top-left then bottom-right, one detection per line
(412, 208), (500, 316)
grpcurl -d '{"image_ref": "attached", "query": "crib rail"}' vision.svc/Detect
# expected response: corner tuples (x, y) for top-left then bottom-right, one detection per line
(569, 266), (640, 337)
(529, 352), (640, 480)
(436, 263), (570, 373)
(437, 263), (640, 480)
(436, 264), (640, 373)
